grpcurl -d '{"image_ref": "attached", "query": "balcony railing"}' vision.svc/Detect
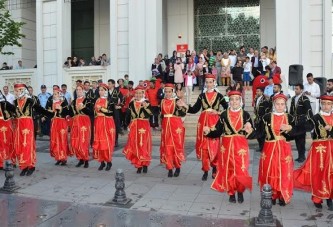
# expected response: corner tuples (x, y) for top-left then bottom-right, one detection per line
(62, 66), (111, 92)
(0, 69), (37, 92)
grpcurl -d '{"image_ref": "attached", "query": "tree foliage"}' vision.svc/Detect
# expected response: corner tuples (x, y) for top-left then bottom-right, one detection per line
(0, 0), (25, 55)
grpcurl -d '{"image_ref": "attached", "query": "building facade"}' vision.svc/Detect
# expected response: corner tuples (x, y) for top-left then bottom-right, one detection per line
(0, 0), (332, 93)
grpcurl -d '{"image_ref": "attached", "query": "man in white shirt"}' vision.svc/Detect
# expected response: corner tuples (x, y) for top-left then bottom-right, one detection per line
(247, 47), (254, 58)
(14, 60), (25, 70)
(303, 73), (321, 114)
(3, 86), (15, 104)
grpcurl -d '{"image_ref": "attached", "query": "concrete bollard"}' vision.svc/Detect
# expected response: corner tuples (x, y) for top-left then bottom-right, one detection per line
(0, 161), (19, 193)
(111, 169), (131, 205)
(255, 184), (276, 227)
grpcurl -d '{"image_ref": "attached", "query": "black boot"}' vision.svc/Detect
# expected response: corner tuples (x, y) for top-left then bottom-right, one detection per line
(137, 167), (142, 174)
(174, 168), (180, 177)
(272, 199), (276, 205)
(168, 169), (173, 177)
(212, 166), (217, 179)
(98, 161), (106, 171)
(326, 199), (333, 211)
(84, 161), (89, 168)
(143, 166), (148, 173)
(202, 171), (208, 181)
(20, 168), (28, 176)
(237, 192), (244, 203)
(279, 199), (286, 206)
(0, 167), (3, 170)
(229, 195), (236, 203)
(61, 160), (67, 166)
(314, 202), (322, 209)
(76, 160), (84, 167)
(55, 160), (61, 165)
(105, 162), (112, 171)
(26, 167), (35, 176)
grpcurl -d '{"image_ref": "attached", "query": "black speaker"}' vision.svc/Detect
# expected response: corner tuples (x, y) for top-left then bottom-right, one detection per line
(289, 65), (303, 86)
(314, 77), (327, 95)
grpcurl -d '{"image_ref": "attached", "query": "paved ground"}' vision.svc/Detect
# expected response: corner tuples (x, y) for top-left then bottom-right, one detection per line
(0, 134), (333, 227)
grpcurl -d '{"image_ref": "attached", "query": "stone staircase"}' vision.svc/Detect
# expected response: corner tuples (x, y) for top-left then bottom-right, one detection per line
(151, 86), (254, 138)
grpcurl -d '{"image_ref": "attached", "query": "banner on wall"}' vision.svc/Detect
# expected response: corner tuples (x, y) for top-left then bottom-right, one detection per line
(176, 44), (188, 53)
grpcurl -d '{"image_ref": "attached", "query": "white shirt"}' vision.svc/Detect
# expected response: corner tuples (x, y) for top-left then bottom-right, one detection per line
(5, 93), (15, 104)
(247, 53), (254, 58)
(261, 58), (270, 69)
(229, 55), (237, 67)
(243, 62), (252, 72)
(294, 94), (302, 107)
(303, 82), (321, 102)
(256, 95), (263, 107)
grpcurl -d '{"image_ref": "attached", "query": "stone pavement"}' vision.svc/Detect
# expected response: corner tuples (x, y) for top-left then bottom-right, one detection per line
(0, 135), (332, 227)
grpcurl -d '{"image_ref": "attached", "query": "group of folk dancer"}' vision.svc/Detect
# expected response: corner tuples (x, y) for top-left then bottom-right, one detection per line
(0, 74), (332, 210)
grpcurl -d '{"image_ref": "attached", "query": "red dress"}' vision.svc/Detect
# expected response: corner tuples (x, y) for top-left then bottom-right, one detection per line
(0, 106), (13, 168)
(123, 101), (152, 168)
(196, 92), (220, 171)
(14, 98), (36, 170)
(71, 97), (91, 161)
(211, 110), (252, 194)
(160, 98), (186, 170)
(294, 114), (333, 203)
(93, 97), (116, 162)
(50, 100), (71, 161)
(258, 114), (294, 204)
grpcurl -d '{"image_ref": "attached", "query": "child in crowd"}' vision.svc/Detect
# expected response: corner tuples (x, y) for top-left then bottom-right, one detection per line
(243, 57), (252, 90)
(184, 70), (195, 104)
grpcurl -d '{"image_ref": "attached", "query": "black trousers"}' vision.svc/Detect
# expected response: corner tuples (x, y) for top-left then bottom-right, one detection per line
(90, 116), (94, 146)
(113, 109), (122, 144)
(40, 118), (50, 136)
(257, 136), (265, 152)
(149, 106), (159, 128)
(295, 133), (306, 158)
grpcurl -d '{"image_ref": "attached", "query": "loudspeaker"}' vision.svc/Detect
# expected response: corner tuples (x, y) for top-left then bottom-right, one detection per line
(314, 77), (327, 95)
(289, 65), (303, 86)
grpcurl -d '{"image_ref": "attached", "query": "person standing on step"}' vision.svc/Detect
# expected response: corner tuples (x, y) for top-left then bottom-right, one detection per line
(0, 90), (14, 170)
(160, 83), (187, 177)
(69, 84), (93, 168)
(123, 86), (153, 174)
(44, 87), (71, 166)
(289, 84), (313, 163)
(179, 74), (228, 181)
(202, 90), (256, 204)
(108, 79), (124, 147)
(294, 95), (333, 211)
(93, 83), (116, 171)
(258, 94), (300, 206)
(253, 87), (269, 152)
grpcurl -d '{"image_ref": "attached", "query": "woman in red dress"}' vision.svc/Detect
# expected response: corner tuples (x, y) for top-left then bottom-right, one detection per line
(202, 90), (255, 203)
(93, 83), (116, 171)
(185, 74), (228, 181)
(160, 83), (187, 177)
(294, 95), (333, 210)
(11, 84), (47, 176)
(70, 85), (92, 168)
(0, 90), (14, 170)
(44, 88), (70, 165)
(123, 86), (153, 173)
(258, 94), (298, 206)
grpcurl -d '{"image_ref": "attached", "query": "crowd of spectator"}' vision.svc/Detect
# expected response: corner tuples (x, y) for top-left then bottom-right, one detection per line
(0, 60), (28, 70)
(63, 53), (110, 68)
(150, 45), (280, 105)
